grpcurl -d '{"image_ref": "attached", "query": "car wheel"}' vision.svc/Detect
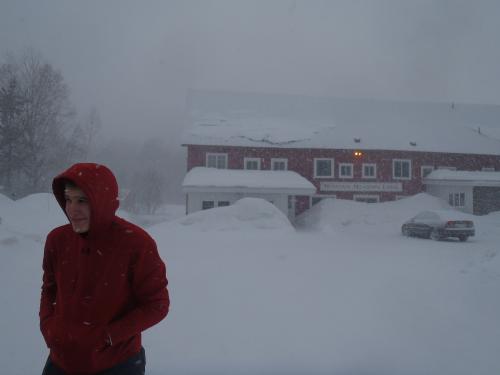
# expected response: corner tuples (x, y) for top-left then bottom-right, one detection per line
(458, 235), (468, 242)
(430, 229), (441, 241)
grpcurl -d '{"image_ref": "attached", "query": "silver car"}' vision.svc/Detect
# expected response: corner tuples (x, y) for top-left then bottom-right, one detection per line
(401, 210), (475, 242)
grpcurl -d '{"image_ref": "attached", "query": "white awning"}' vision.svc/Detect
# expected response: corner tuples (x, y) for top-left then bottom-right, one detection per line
(424, 170), (500, 187)
(182, 167), (316, 195)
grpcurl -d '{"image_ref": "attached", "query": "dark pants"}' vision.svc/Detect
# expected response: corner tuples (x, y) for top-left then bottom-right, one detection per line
(42, 347), (146, 375)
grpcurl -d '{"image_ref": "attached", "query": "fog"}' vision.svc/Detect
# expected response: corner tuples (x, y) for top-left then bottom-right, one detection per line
(2, 0), (500, 202)
(2, 0), (500, 141)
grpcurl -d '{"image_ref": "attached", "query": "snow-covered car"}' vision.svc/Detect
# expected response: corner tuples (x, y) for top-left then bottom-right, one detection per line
(401, 210), (475, 241)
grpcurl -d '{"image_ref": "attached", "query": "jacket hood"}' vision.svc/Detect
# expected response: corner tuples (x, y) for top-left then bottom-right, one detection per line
(53, 163), (120, 235)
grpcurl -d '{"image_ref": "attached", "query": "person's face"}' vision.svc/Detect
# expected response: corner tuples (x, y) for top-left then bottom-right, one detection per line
(64, 186), (91, 233)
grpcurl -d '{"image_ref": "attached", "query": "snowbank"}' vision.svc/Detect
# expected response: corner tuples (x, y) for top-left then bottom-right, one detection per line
(0, 193), (66, 243)
(151, 197), (294, 233)
(297, 193), (452, 234)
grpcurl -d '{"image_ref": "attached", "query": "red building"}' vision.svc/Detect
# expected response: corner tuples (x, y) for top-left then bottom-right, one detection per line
(183, 91), (500, 216)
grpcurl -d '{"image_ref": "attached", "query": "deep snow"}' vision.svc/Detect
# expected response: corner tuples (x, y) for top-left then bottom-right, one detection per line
(1, 192), (499, 374)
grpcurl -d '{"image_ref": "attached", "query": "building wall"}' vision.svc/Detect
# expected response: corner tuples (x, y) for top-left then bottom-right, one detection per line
(425, 184), (474, 213)
(187, 144), (500, 210)
(473, 187), (500, 215)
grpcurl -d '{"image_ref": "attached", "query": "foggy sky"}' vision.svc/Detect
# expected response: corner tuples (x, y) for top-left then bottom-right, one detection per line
(1, 0), (500, 144)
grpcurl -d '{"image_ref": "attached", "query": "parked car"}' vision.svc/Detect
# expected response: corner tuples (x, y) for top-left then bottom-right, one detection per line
(401, 210), (475, 241)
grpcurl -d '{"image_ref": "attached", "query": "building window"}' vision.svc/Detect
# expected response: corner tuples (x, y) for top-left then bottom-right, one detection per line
(448, 192), (465, 208)
(244, 157), (261, 170)
(362, 163), (376, 179)
(339, 163), (353, 178)
(482, 167), (495, 171)
(421, 165), (434, 178)
(314, 158), (334, 178)
(393, 159), (411, 180)
(202, 201), (215, 210)
(217, 201), (230, 207)
(311, 195), (336, 206)
(271, 158), (288, 171)
(206, 153), (228, 169)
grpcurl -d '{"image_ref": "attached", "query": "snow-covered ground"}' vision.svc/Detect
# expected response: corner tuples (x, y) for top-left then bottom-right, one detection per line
(1, 193), (500, 374)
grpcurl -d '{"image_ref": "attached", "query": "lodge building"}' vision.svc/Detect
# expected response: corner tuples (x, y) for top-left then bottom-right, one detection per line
(182, 91), (500, 218)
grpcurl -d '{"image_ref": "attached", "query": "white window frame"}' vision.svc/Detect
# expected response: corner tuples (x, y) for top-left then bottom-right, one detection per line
(362, 163), (377, 179)
(271, 158), (288, 171)
(339, 163), (353, 178)
(393, 159), (412, 180)
(244, 157), (261, 170)
(448, 192), (465, 208)
(314, 158), (334, 178)
(353, 194), (380, 203)
(206, 153), (228, 169)
(421, 165), (434, 178)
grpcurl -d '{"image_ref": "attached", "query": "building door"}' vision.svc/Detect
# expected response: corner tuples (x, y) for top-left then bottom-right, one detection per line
(353, 194), (380, 203)
(288, 196), (296, 221)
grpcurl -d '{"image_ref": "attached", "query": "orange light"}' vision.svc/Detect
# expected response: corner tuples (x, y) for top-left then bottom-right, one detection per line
(354, 151), (363, 157)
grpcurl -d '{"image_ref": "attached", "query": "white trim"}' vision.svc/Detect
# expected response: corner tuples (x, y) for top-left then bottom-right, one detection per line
(482, 167), (495, 171)
(314, 158), (334, 178)
(271, 158), (288, 171)
(244, 157), (261, 170)
(184, 185), (315, 194)
(438, 166), (457, 170)
(392, 159), (412, 180)
(448, 192), (466, 208)
(353, 194), (380, 203)
(362, 163), (377, 179)
(206, 153), (228, 169)
(321, 181), (402, 192)
(424, 179), (500, 187)
(339, 163), (353, 178)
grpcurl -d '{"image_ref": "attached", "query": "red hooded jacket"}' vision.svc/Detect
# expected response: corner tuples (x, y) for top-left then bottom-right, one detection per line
(39, 163), (169, 374)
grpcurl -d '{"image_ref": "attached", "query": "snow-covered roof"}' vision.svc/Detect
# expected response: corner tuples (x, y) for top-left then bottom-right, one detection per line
(183, 90), (500, 155)
(182, 167), (316, 195)
(424, 170), (500, 186)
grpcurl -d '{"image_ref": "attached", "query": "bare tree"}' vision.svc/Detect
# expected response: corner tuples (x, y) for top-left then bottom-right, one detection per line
(0, 50), (86, 197)
(71, 106), (102, 160)
(0, 77), (24, 196)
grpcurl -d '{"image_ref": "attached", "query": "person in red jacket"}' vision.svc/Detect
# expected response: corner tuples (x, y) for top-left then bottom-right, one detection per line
(39, 163), (170, 375)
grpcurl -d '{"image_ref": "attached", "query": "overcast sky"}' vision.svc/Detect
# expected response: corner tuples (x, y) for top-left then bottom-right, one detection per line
(1, 0), (500, 143)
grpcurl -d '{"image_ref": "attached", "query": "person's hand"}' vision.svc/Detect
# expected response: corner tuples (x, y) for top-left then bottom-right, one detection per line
(94, 330), (113, 352)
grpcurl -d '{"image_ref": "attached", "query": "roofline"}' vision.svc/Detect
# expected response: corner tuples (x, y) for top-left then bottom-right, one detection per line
(182, 186), (316, 195)
(181, 143), (500, 156)
(424, 179), (500, 187)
